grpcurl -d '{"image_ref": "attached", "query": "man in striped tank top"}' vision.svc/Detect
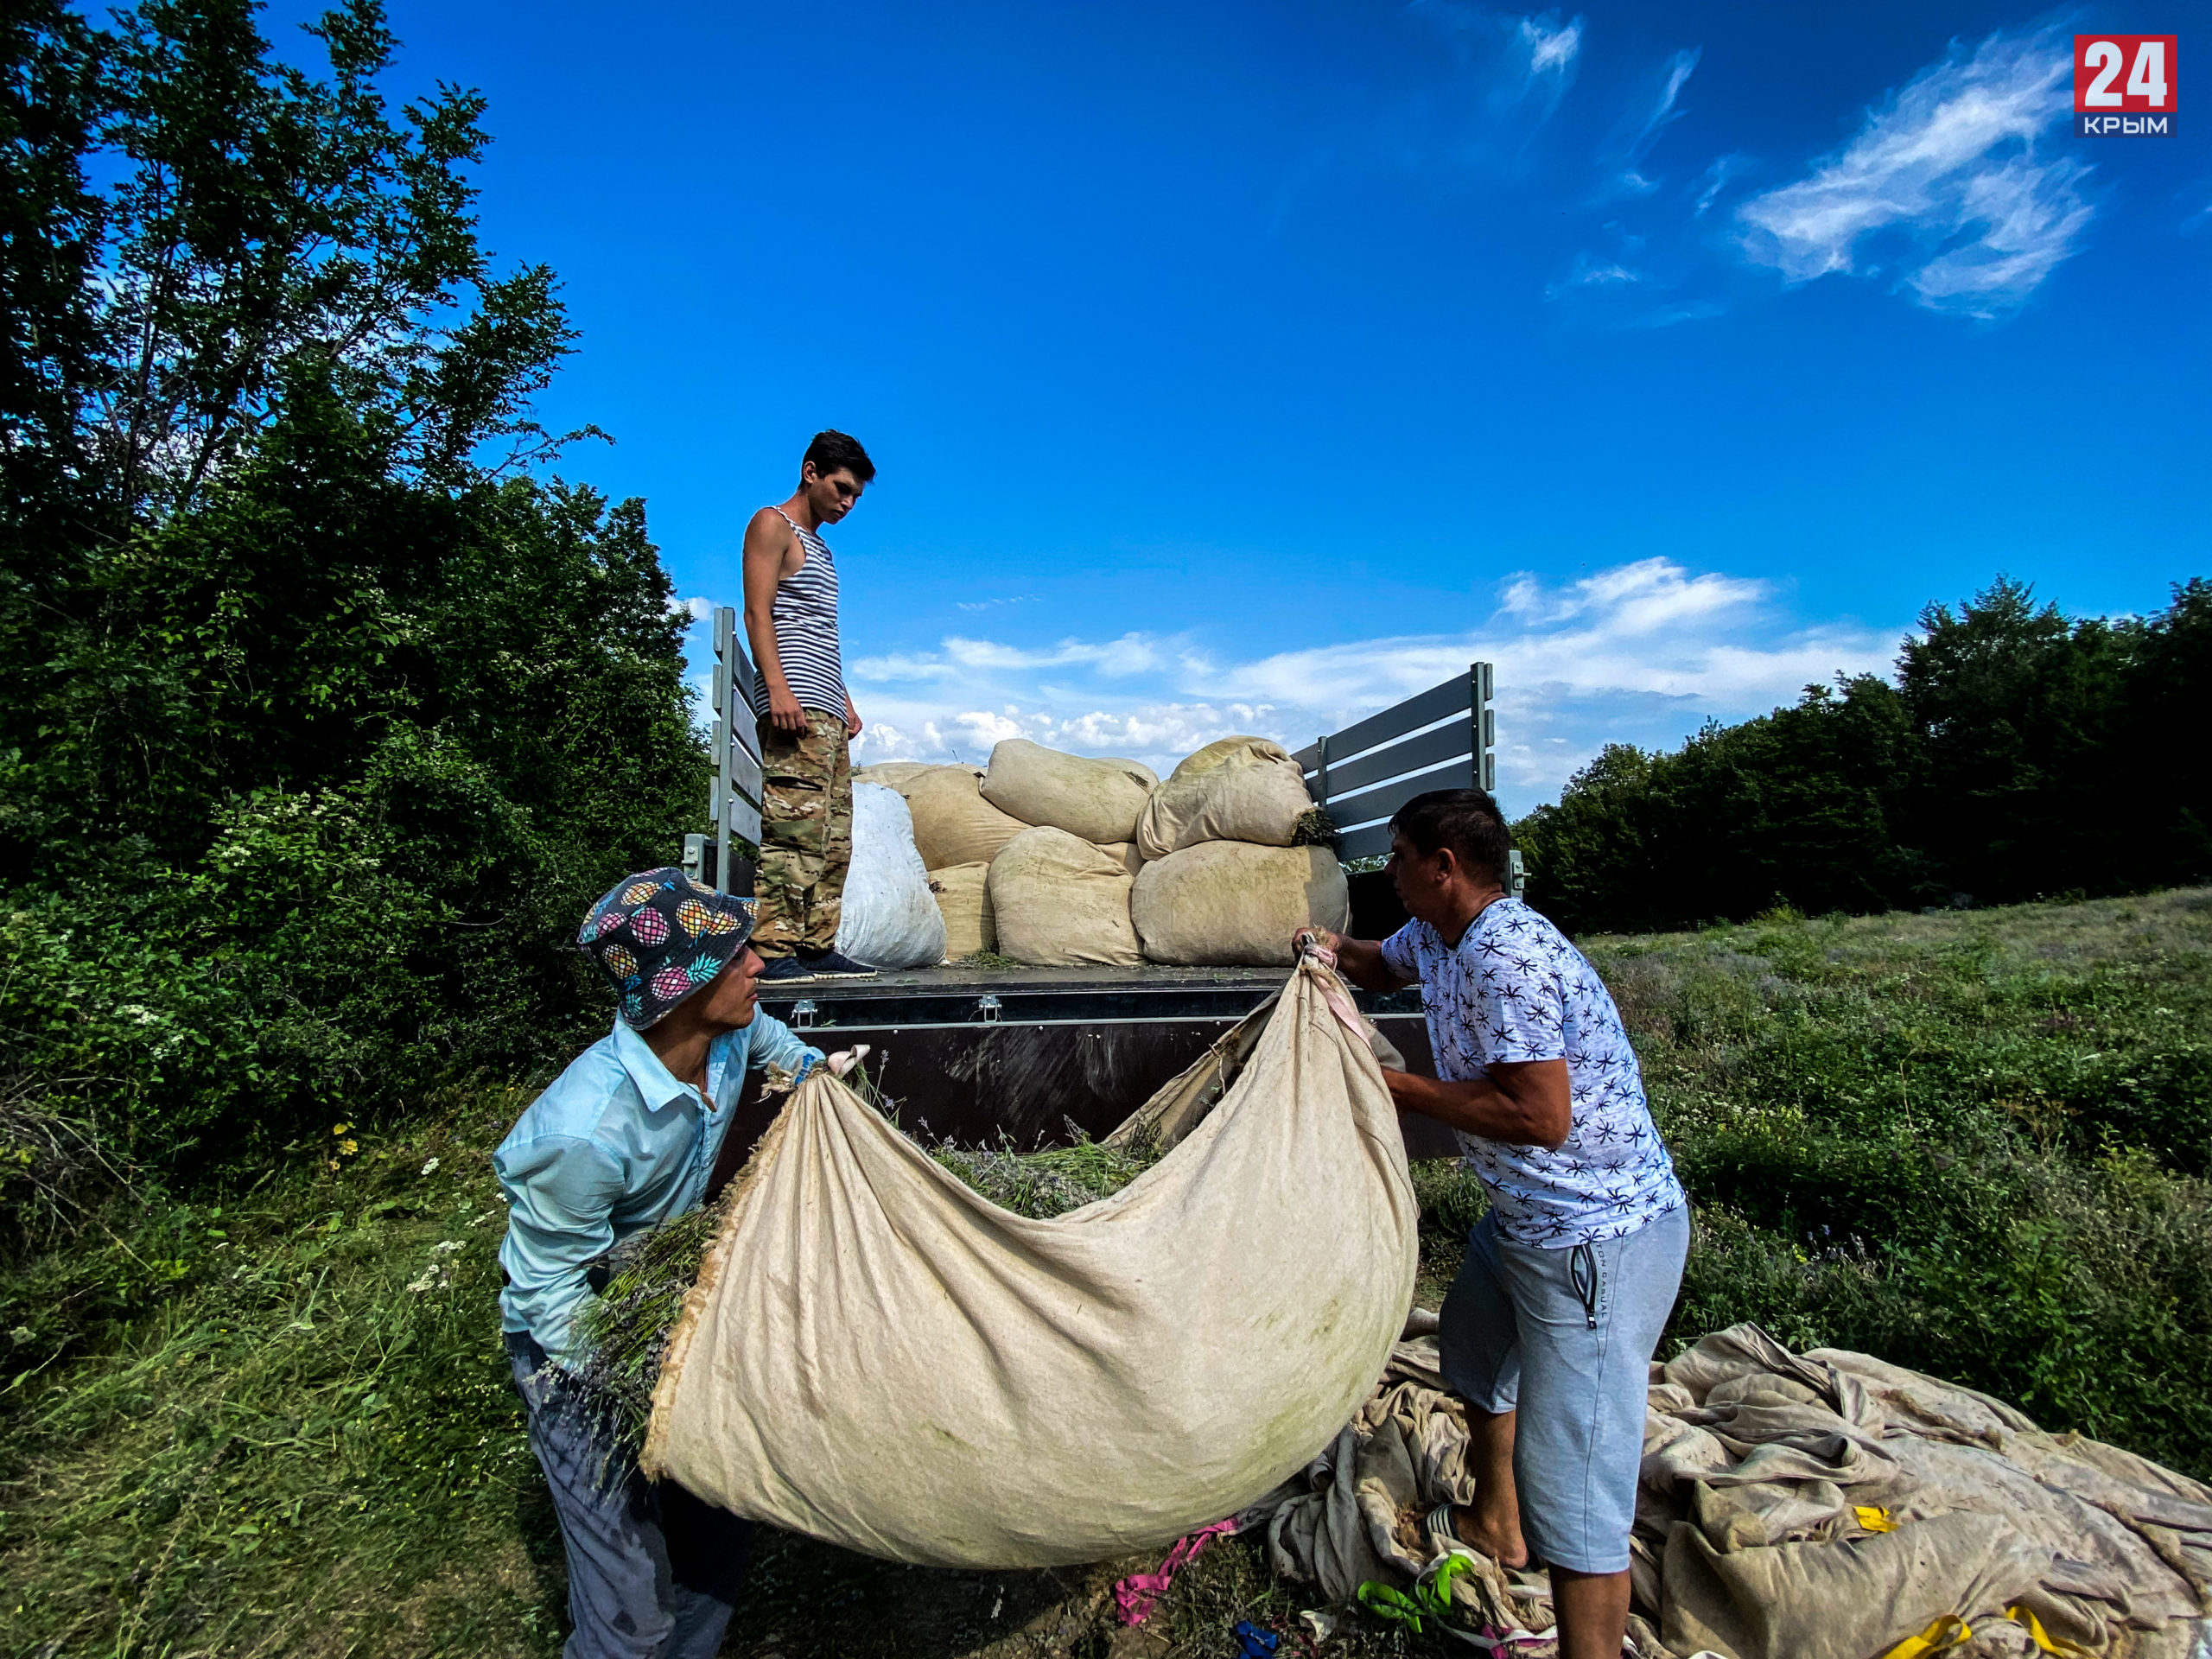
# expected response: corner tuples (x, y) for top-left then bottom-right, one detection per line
(743, 430), (880, 982)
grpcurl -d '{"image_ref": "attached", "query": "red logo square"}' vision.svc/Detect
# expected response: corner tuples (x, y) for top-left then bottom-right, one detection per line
(2075, 35), (2178, 111)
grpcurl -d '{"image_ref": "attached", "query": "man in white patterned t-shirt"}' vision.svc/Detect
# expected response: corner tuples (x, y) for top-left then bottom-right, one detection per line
(1304, 787), (1686, 1659)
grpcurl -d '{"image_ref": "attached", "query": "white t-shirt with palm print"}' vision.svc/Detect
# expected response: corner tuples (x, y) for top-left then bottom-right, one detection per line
(1381, 898), (1684, 1249)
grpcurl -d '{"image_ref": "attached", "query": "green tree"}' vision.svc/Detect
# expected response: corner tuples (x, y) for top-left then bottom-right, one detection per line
(0, 0), (704, 1226)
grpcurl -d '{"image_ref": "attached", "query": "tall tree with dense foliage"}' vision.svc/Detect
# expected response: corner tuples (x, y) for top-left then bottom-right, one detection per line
(0, 0), (703, 1236)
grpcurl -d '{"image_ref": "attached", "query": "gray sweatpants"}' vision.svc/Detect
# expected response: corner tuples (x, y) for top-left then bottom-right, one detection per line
(1439, 1205), (1689, 1574)
(507, 1332), (750, 1659)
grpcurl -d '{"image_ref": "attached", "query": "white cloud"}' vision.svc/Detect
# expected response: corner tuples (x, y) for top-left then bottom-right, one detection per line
(1690, 153), (1751, 218)
(1516, 12), (1583, 82)
(667, 594), (713, 622)
(843, 557), (1903, 814)
(1544, 251), (1648, 298)
(1601, 48), (1700, 196)
(1735, 29), (2092, 317)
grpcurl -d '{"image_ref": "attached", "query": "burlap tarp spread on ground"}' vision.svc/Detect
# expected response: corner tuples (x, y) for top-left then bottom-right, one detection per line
(1248, 1323), (2212, 1658)
(641, 959), (1420, 1568)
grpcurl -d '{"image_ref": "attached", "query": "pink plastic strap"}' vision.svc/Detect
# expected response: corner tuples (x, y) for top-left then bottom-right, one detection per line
(1113, 1518), (1240, 1624)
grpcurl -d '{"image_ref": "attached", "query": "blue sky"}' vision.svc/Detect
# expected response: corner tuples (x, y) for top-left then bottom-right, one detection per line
(276, 0), (2209, 811)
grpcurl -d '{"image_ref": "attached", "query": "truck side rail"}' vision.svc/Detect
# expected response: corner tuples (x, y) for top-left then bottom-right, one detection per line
(1291, 664), (1500, 864)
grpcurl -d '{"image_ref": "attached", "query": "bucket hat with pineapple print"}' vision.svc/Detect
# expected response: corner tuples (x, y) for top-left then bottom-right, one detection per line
(575, 868), (759, 1029)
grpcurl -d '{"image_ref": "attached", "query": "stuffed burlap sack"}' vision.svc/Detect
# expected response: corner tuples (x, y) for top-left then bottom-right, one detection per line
(852, 760), (942, 797)
(1095, 841), (1144, 878)
(979, 740), (1154, 845)
(988, 826), (1141, 966)
(926, 862), (995, 959)
(906, 766), (1029, 870)
(1132, 842), (1350, 966)
(1136, 735), (1315, 859)
(640, 957), (1421, 1568)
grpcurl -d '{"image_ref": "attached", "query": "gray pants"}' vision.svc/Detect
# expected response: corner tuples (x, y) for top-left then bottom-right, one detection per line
(1439, 1205), (1689, 1573)
(507, 1332), (750, 1659)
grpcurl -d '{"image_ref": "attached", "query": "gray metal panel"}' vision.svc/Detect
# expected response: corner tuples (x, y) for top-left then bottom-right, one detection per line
(1339, 821), (1395, 861)
(1314, 720), (1471, 802)
(728, 741), (763, 805)
(728, 794), (762, 846)
(1290, 740), (1319, 771)
(1329, 761), (1472, 830)
(1307, 672), (1470, 769)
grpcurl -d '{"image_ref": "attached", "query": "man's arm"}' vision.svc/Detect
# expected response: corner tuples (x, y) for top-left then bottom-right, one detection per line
(1294, 927), (1414, 994)
(741, 508), (808, 734)
(495, 1135), (625, 1367)
(1383, 1058), (1572, 1150)
(843, 692), (862, 738)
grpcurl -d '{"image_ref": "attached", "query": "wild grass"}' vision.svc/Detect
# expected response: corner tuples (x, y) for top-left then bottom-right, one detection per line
(0, 888), (2204, 1656)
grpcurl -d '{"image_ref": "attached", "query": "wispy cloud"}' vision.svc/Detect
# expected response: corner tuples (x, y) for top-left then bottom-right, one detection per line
(1736, 28), (2092, 317)
(1408, 4), (1585, 124)
(845, 558), (1901, 811)
(1599, 47), (1700, 197)
(1690, 153), (1751, 218)
(1543, 250), (1649, 300)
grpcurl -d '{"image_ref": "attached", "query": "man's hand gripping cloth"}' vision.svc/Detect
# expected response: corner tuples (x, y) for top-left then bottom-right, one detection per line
(639, 957), (1421, 1567)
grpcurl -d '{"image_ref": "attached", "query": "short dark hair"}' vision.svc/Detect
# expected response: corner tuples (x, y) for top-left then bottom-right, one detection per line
(801, 429), (875, 485)
(1389, 788), (1512, 886)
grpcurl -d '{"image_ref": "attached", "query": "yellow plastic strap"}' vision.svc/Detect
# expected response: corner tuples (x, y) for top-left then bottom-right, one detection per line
(2006, 1605), (2092, 1656)
(1878, 1615), (1972, 1659)
(1854, 1505), (1898, 1533)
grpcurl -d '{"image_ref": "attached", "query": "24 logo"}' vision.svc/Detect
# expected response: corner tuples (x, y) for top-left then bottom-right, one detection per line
(2075, 35), (2177, 136)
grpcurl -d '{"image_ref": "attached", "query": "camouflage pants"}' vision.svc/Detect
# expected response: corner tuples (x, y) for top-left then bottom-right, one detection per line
(753, 708), (852, 957)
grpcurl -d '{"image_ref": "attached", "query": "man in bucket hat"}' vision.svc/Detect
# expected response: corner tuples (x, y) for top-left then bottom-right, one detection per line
(494, 868), (849, 1659)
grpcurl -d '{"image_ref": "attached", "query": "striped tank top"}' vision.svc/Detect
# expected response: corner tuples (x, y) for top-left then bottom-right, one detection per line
(754, 507), (846, 716)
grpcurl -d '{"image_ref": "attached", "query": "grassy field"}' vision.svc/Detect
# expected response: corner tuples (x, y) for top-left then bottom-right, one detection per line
(2, 888), (2206, 1657)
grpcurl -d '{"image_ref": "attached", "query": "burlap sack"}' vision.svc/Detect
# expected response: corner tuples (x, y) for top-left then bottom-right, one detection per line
(979, 741), (1154, 845)
(1095, 842), (1144, 878)
(906, 766), (1030, 870)
(926, 862), (995, 959)
(1095, 756), (1160, 789)
(988, 827), (1142, 966)
(1131, 842), (1349, 966)
(1136, 736), (1314, 859)
(852, 760), (945, 797)
(642, 959), (1420, 1569)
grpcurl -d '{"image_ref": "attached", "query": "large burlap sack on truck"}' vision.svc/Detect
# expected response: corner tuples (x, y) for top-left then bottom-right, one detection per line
(1136, 735), (1316, 859)
(906, 766), (1029, 870)
(926, 862), (995, 958)
(833, 785), (947, 969)
(987, 826), (1142, 966)
(979, 740), (1154, 845)
(641, 957), (1421, 1568)
(852, 760), (941, 797)
(1131, 842), (1350, 966)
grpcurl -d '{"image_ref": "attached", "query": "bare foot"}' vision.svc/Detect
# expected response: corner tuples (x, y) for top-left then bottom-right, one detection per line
(1448, 1501), (1531, 1570)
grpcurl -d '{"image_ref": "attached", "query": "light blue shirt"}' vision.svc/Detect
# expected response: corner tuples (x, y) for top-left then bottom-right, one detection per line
(494, 1012), (823, 1364)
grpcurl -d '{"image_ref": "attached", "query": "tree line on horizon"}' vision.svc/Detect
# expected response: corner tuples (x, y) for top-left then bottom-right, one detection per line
(1515, 576), (2212, 936)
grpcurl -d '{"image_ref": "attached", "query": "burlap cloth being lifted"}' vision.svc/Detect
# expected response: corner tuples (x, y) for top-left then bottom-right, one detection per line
(1246, 1321), (2212, 1658)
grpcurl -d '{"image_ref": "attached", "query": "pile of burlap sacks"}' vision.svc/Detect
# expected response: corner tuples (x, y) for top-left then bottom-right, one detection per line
(855, 736), (1348, 968)
(1250, 1320), (2212, 1658)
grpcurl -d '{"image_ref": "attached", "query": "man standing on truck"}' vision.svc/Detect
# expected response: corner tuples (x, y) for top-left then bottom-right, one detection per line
(743, 429), (879, 982)
(1300, 788), (1687, 1659)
